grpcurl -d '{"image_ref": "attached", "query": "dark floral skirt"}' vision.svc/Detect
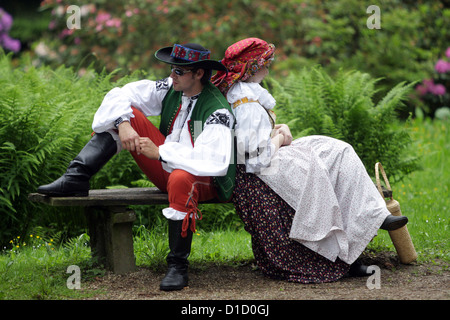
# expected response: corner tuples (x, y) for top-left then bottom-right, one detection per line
(232, 165), (350, 283)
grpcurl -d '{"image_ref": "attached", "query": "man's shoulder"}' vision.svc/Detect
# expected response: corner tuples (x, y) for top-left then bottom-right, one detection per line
(203, 82), (231, 109)
(155, 77), (172, 91)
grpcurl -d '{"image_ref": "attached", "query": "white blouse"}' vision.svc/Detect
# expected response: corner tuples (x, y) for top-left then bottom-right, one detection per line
(92, 77), (234, 178)
(227, 82), (277, 173)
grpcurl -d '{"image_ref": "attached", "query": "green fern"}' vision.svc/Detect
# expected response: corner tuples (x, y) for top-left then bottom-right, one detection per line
(0, 51), (143, 245)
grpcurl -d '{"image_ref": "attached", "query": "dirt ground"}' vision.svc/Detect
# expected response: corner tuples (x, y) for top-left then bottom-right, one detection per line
(83, 252), (449, 301)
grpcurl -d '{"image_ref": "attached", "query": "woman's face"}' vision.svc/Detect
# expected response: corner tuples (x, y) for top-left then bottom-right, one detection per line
(246, 66), (269, 84)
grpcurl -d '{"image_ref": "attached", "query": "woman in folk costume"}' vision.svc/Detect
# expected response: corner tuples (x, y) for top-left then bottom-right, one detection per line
(212, 38), (408, 283)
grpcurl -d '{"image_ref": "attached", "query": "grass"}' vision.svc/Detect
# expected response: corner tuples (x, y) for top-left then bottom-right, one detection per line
(367, 118), (449, 261)
(0, 233), (96, 300)
(0, 226), (252, 300)
(133, 225), (253, 271)
(0, 118), (448, 299)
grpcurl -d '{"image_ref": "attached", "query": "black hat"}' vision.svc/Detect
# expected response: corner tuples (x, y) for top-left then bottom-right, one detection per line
(155, 43), (227, 72)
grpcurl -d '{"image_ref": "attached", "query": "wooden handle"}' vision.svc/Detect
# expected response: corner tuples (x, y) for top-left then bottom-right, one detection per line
(375, 162), (392, 199)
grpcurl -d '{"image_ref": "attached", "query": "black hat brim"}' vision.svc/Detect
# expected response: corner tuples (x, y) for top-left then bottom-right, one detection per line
(155, 46), (227, 72)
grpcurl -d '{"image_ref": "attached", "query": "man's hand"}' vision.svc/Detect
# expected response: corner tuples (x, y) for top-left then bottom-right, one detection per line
(139, 137), (160, 160)
(273, 124), (293, 146)
(118, 121), (142, 154)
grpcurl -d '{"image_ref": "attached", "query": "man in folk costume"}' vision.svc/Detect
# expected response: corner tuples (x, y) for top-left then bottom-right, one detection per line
(37, 43), (236, 291)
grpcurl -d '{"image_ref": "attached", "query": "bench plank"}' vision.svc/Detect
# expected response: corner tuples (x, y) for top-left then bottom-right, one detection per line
(28, 187), (170, 207)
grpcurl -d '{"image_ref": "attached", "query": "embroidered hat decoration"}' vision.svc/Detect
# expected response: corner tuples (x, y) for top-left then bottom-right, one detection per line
(211, 38), (275, 95)
(155, 43), (227, 72)
(171, 44), (211, 62)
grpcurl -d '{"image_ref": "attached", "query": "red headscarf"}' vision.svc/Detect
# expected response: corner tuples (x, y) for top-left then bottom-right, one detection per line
(212, 38), (275, 95)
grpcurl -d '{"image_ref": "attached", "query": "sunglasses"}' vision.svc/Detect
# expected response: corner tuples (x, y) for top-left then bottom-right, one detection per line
(171, 66), (193, 76)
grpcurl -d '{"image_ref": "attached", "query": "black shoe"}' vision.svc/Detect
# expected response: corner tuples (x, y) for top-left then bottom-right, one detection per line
(160, 220), (193, 291)
(37, 132), (116, 197)
(380, 215), (408, 231)
(348, 259), (375, 277)
(160, 265), (189, 291)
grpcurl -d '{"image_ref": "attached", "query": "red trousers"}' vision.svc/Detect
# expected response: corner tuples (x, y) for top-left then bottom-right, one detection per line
(128, 107), (217, 236)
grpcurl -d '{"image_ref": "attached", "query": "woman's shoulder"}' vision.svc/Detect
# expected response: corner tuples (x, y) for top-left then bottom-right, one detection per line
(227, 82), (276, 109)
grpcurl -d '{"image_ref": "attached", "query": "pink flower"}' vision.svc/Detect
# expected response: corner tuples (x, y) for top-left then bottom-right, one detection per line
(423, 79), (434, 88)
(96, 12), (111, 24)
(429, 84), (446, 96)
(435, 59), (450, 74)
(446, 47), (450, 59)
(59, 28), (74, 39)
(415, 84), (428, 96)
(0, 8), (13, 31)
(0, 33), (20, 52)
(105, 18), (121, 28)
(48, 20), (56, 30)
(417, 78), (447, 97)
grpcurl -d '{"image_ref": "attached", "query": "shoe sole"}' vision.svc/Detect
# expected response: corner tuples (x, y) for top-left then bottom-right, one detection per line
(383, 216), (408, 231)
(160, 284), (187, 291)
(37, 191), (89, 197)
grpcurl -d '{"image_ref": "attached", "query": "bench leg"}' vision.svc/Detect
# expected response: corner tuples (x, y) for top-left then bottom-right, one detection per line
(86, 206), (136, 274)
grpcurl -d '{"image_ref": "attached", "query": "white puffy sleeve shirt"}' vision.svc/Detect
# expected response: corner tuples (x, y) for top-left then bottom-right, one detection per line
(93, 78), (170, 133)
(227, 82), (277, 173)
(92, 77), (234, 177)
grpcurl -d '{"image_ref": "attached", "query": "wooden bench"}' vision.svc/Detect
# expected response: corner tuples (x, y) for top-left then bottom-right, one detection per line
(28, 186), (392, 275)
(28, 188), (196, 274)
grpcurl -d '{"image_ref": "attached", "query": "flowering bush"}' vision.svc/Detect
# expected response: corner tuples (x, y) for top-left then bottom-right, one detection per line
(414, 47), (450, 118)
(35, 0), (449, 85)
(0, 7), (21, 53)
(36, 0), (318, 77)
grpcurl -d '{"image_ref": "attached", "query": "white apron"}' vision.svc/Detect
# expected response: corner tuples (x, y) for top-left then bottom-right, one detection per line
(259, 135), (390, 264)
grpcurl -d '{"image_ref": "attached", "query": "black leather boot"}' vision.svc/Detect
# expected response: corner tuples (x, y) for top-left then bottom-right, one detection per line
(380, 215), (408, 231)
(348, 259), (375, 277)
(37, 132), (117, 197)
(160, 219), (193, 291)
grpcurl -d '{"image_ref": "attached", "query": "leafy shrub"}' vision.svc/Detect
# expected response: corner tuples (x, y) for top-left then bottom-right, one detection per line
(0, 51), (143, 245)
(267, 66), (419, 181)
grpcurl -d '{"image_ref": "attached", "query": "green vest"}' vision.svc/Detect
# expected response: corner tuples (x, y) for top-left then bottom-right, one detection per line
(159, 81), (236, 202)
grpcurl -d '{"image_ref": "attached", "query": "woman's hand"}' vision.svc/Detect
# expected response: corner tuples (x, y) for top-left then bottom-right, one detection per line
(273, 124), (293, 146)
(139, 137), (159, 160)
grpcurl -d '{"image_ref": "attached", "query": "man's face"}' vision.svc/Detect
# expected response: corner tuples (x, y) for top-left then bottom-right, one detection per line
(170, 66), (203, 96)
